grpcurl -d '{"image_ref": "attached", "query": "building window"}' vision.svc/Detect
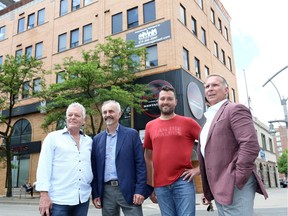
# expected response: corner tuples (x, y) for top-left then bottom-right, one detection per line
(183, 47), (189, 70)
(214, 41), (219, 58)
(231, 88), (236, 102)
(33, 78), (41, 94)
(194, 57), (200, 79)
(224, 27), (229, 41)
(112, 12), (122, 34)
(191, 16), (197, 36)
(221, 49), (226, 65)
(72, 0), (80, 11)
(146, 45), (158, 68)
(228, 56), (232, 71)
(180, 4), (186, 25)
(22, 81), (30, 99)
(58, 33), (67, 52)
(143, 0), (156, 23)
(201, 27), (206, 46)
(269, 138), (273, 153)
(70, 29), (79, 48)
(218, 18), (222, 33)
(57, 71), (65, 83)
(60, 0), (68, 16)
(18, 17), (25, 33)
(127, 7), (138, 29)
(261, 133), (267, 150)
(37, 8), (45, 25)
(0, 56), (3, 65)
(210, 8), (215, 24)
(0, 26), (5, 40)
(15, 49), (22, 57)
(83, 24), (92, 44)
(84, 0), (93, 6)
(25, 46), (33, 58)
(35, 42), (43, 59)
(204, 65), (209, 77)
(27, 13), (35, 30)
(198, 0), (203, 9)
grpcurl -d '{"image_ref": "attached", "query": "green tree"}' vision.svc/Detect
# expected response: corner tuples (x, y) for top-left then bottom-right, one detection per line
(278, 149), (288, 178)
(0, 54), (47, 197)
(39, 37), (148, 135)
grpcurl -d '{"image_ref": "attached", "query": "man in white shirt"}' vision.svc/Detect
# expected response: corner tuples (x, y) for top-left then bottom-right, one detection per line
(36, 102), (93, 216)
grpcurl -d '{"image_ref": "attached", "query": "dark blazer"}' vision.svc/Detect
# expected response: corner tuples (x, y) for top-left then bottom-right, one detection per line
(197, 101), (268, 205)
(91, 124), (147, 205)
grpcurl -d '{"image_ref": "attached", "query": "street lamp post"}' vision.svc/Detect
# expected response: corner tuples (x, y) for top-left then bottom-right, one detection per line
(263, 65), (288, 137)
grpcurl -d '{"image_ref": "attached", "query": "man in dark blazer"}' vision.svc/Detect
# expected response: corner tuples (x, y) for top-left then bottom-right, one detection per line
(91, 100), (147, 216)
(198, 74), (268, 216)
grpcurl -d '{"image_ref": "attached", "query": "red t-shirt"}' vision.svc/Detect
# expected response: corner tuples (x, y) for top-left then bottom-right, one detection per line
(144, 115), (201, 187)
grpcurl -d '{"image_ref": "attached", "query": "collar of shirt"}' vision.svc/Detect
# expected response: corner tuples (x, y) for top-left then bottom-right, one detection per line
(204, 99), (227, 120)
(62, 127), (85, 136)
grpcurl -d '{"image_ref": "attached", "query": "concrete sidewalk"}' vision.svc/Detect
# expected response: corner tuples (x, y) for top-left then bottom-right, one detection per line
(0, 188), (287, 211)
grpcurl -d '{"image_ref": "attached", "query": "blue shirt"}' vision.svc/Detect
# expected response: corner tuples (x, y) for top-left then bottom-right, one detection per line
(104, 126), (118, 182)
(36, 128), (93, 205)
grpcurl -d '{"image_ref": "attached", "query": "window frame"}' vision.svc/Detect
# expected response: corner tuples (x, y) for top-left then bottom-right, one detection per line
(191, 16), (197, 36)
(35, 42), (43, 59)
(194, 57), (201, 79)
(146, 45), (158, 68)
(33, 78), (41, 94)
(112, 12), (123, 34)
(183, 47), (189, 70)
(37, 8), (45, 25)
(127, 7), (139, 29)
(70, 28), (79, 48)
(27, 13), (35, 30)
(180, 4), (186, 25)
(58, 33), (67, 52)
(201, 27), (207, 46)
(18, 17), (25, 33)
(83, 23), (92, 44)
(143, 0), (156, 23)
(60, 0), (68, 16)
(0, 25), (5, 40)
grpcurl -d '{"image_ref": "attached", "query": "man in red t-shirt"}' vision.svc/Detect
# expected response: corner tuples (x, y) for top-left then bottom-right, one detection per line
(144, 85), (201, 216)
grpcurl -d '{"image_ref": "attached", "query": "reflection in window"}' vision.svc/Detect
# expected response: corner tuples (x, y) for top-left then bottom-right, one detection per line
(0, 26), (6, 40)
(18, 17), (25, 33)
(210, 8), (215, 24)
(180, 4), (186, 25)
(146, 45), (158, 68)
(214, 41), (218, 58)
(127, 7), (138, 29)
(60, 0), (68, 16)
(27, 13), (35, 29)
(195, 57), (200, 79)
(35, 42), (43, 59)
(25, 46), (33, 58)
(72, 0), (80, 11)
(33, 78), (41, 94)
(112, 13), (122, 34)
(191, 17), (197, 36)
(70, 29), (79, 48)
(37, 8), (45, 25)
(183, 48), (189, 70)
(143, 1), (156, 23)
(58, 33), (67, 52)
(204, 66), (209, 77)
(201, 27), (206, 46)
(83, 24), (92, 44)
(57, 72), (65, 83)
(22, 81), (30, 99)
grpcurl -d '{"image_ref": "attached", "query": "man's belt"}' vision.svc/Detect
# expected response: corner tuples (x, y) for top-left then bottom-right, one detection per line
(105, 180), (119, 186)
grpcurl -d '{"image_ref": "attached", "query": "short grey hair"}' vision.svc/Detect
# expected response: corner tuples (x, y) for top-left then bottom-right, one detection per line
(206, 74), (228, 87)
(102, 100), (121, 113)
(66, 102), (86, 118)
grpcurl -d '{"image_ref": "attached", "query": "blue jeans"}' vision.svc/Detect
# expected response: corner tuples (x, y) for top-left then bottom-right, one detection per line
(51, 199), (90, 216)
(155, 177), (196, 216)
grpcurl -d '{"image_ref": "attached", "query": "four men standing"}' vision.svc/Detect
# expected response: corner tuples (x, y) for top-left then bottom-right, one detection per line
(36, 77), (268, 216)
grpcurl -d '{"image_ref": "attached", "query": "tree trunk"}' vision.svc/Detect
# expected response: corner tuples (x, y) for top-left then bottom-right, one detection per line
(5, 140), (12, 197)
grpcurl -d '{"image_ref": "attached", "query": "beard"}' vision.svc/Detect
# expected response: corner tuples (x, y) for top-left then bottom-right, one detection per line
(159, 106), (174, 115)
(104, 116), (114, 126)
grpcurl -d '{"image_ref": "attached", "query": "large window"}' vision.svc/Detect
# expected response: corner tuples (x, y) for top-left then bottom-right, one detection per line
(35, 42), (43, 59)
(0, 26), (5, 40)
(261, 133), (267, 150)
(22, 81), (30, 99)
(58, 33), (67, 52)
(183, 47), (189, 70)
(143, 0), (156, 23)
(27, 13), (35, 29)
(112, 12), (122, 34)
(221, 49), (226, 65)
(180, 4), (186, 25)
(194, 57), (200, 79)
(70, 29), (79, 48)
(37, 8), (45, 25)
(201, 27), (206, 46)
(60, 0), (68, 16)
(146, 45), (158, 68)
(33, 78), (41, 94)
(127, 7), (138, 29)
(72, 0), (80, 11)
(191, 16), (197, 36)
(83, 24), (92, 44)
(18, 17), (25, 33)
(210, 8), (215, 24)
(214, 41), (219, 58)
(25, 46), (33, 58)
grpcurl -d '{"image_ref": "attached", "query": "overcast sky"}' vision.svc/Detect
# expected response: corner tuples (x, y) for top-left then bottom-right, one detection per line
(221, 0), (288, 127)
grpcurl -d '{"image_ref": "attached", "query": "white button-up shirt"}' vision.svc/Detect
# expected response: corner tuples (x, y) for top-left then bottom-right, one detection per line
(36, 128), (93, 205)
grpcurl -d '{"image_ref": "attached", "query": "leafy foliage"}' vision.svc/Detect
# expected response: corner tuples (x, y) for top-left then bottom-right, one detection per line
(278, 149), (288, 177)
(39, 37), (148, 135)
